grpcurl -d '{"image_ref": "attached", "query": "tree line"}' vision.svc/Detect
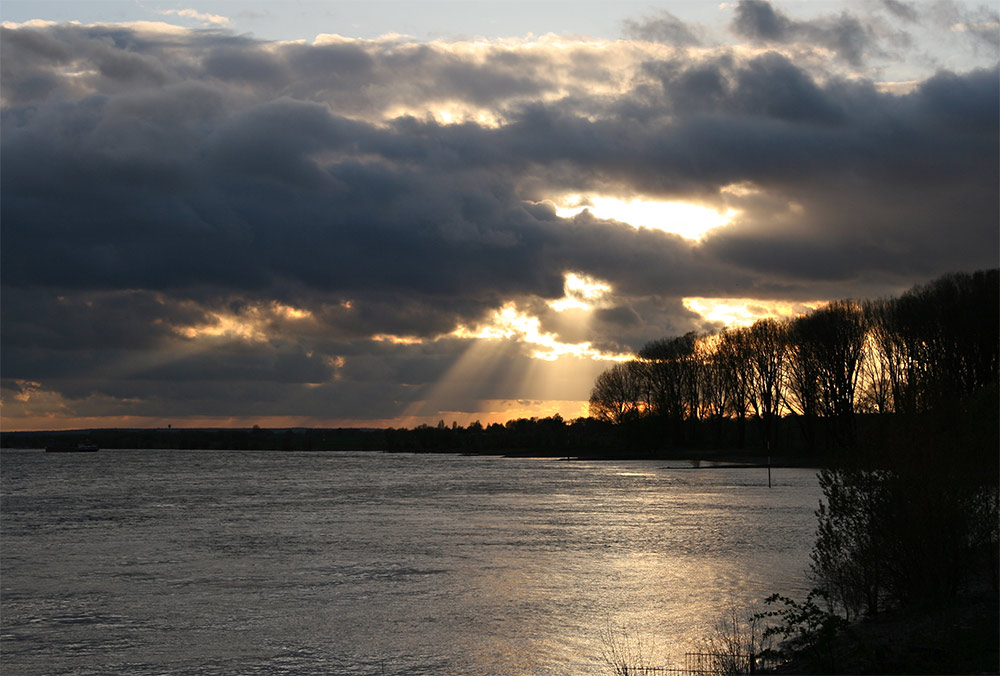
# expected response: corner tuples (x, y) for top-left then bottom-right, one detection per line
(586, 269), (997, 670)
(628, 268), (999, 667)
(0, 418), (623, 457)
(588, 269), (999, 456)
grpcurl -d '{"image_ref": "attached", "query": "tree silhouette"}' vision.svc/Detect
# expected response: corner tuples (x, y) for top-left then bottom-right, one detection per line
(589, 361), (643, 424)
(743, 318), (787, 451)
(791, 300), (867, 442)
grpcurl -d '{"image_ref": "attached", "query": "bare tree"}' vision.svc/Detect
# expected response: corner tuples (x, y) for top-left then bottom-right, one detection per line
(716, 327), (754, 448)
(638, 332), (699, 420)
(599, 623), (662, 675)
(696, 333), (730, 420)
(589, 361), (643, 424)
(784, 315), (822, 450)
(638, 332), (701, 445)
(743, 319), (788, 451)
(695, 598), (772, 675)
(893, 270), (1000, 411)
(792, 300), (868, 440)
(857, 300), (897, 414)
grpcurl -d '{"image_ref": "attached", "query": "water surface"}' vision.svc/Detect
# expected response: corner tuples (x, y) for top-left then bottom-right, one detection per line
(1, 450), (820, 675)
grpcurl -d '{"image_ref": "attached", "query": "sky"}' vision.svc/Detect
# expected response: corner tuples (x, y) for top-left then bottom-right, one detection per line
(1, 1), (997, 431)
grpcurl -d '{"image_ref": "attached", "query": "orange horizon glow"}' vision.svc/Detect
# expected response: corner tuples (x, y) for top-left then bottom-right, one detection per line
(1, 279), (838, 433)
(1, 401), (592, 433)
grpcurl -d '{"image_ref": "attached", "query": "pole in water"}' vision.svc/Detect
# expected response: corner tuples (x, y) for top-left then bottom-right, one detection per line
(765, 438), (772, 488)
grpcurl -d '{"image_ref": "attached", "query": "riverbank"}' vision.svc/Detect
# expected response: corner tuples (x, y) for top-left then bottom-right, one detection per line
(0, 423), (829, 463)
(559, 448), (820, 468)
(772, 587), (999, 674)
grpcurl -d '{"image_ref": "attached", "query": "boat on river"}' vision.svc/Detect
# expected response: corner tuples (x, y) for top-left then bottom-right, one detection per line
(45, 440), (99, 453)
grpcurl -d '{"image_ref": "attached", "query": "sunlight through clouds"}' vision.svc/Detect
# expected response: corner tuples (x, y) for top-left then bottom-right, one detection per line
(372, 334), (424, 345)
(399, 336), (528, 423)
(554, 195), (738, 240)
(682, 297), (828, 326)
(548, 272), (612, 312)
(174, 302), (315, 342)
(399, 272), (625, 423)
(382, 102), (505, 128)
(157, 9), (230, 26)
(2, 1), (996, 431)
(452, 303), (630, 362)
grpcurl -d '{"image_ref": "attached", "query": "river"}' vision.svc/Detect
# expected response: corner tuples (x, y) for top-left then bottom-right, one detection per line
(1, 449), (821, 675)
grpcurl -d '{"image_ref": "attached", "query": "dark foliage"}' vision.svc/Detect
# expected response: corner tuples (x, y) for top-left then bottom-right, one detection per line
(586, 269), (998, 459)
(756, 590), (850, 673)
(0, 416), (627, 457)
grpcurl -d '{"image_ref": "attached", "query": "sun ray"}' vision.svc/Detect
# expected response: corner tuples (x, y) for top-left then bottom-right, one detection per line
(399, 337), (529, 424)
(451, 302), (629, 362)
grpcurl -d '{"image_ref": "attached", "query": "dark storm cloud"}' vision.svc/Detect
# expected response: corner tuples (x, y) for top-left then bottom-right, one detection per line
(730, 0), (882, 65)
(3, 26), (995, 293)
(881, 0), (919, 23)
(594, 305), (642, 328)
(1, 15), (996, 424)
(0, 289), (196, 353)
(622, 10), (702, 46)
(732, 0), (794, 41)
(931, 2), (1000, 50)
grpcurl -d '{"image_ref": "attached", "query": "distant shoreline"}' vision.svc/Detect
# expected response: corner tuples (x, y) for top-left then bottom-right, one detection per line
(1, 433), (820, 468)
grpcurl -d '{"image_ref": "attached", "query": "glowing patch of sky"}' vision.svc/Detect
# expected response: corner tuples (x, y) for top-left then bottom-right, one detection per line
(0, 1), (715, 43)
(554, 196), (738, 241)
(372, 334), (424, 345)
(175, 302), (314, 342)
(369, 273), (624, 361)
(394, 399), (590, 429)
(452, 302), (629, 362)
(683, 297), (828, 326)
(548, 272), (611, 312)
(1, 1), (991, 85)
(2, 1), (994, 432)
(388, 271), (625, 425)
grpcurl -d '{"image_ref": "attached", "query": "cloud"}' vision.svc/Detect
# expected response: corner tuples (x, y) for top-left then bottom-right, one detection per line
(729, 0), (882, 65)
(158, 9), (230, 26)
(622, 11), (702, 46)
(0, 13), (996, 428)
(727, 0), (998, 71)
(881, 0), (919, 23)
(933, 1), (1000, 50)
(732, 0), (794, 41)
